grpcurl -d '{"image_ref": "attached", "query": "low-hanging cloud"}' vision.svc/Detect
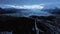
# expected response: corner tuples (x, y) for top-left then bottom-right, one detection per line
(2, 4), (44, 9)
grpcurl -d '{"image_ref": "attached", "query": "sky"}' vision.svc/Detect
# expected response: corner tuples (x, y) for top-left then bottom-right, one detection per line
(0, 0), (60, 9)
(0, 0), (60, 5)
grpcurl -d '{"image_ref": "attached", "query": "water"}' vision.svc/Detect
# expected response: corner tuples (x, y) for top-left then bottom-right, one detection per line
(0, 9), (53, 17)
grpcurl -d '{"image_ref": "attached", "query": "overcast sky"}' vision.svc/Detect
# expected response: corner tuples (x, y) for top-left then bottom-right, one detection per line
(0, 0), (60, 5)
(0, 0), (60, 9)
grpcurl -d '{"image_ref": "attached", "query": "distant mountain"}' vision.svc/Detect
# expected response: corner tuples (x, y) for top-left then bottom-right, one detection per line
(41, 7), (60, 15)
(0, 7), (17, 14)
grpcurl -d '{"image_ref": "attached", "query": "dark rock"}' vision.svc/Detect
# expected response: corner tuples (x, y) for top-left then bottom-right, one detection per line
(0, 16), (35, 34)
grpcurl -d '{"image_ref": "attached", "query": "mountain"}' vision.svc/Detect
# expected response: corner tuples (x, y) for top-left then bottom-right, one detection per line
(0, 7), (17, 14)
(41, 7), (60, 15)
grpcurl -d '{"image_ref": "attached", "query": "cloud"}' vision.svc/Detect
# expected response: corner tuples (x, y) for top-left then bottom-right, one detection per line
(3, 4), (44, 9)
